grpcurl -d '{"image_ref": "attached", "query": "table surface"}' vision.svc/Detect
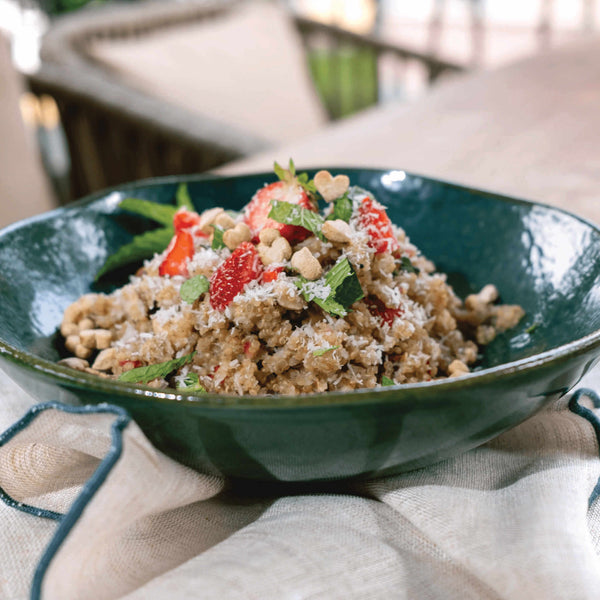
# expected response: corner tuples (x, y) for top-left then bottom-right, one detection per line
(220, 36), (600, 224)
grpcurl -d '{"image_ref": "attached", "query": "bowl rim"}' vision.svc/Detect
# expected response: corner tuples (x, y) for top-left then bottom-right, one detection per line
(1, 167), (600, 410)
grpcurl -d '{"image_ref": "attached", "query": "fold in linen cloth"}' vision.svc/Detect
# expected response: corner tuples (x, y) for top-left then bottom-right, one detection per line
(0, 372), (599, 600)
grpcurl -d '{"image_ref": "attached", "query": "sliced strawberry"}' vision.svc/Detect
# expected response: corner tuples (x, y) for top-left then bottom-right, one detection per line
(209, 241), (263, 310)
(365, 296), (403, 326)
(173, 208), (209, 238)
(243, 180), (317, 244)
(159, 230), (194, 277)
(357, 196), (400, 255)
(262, 265), (284, 283)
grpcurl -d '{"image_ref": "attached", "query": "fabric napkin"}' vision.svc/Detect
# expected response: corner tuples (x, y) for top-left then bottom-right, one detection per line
(1, 369), (599, 600)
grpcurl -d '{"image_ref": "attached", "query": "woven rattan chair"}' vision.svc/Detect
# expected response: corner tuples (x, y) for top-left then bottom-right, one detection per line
(28, 0), (463, 201)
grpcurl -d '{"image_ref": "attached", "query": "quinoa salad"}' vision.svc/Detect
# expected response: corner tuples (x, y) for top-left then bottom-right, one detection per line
(58, 164), (524, 395)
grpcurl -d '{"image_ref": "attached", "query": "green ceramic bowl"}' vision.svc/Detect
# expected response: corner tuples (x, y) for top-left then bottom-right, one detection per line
(1, 169), (600, 483)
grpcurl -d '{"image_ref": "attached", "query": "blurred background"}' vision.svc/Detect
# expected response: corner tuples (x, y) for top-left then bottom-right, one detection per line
(1, 0), (599, 226)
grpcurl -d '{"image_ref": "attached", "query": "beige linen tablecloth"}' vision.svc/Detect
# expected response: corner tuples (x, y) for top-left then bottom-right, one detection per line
(1, 367), (600, 600)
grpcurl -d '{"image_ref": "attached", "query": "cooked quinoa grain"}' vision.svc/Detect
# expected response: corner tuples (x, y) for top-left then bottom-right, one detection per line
(59, 167), (524, 395)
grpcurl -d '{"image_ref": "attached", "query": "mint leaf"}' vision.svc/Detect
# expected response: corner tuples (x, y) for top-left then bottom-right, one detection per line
(400, 256), (420, 274)
(175, 183), (195, 211)
(295, 277), (347, 317)
(381, 376), (395, 386)
(119, 198), (176, 227)
(268, 200), (325, 240)
(273, 160), (288, 182)
(211, 225), (226, 250)
(180, 275), (209, 304)
(297, 172), (317, 194)
(295, 257), (364, 317)
(312, 346), (339, 356)
(327, 257), (364, 308)
(118, 352), (196, 384)
(95, 227), (173, 280)
(326, 194), (353, 222)
(525, 322), (540, 334)
(177, 372), (207, 393)
(273, 160), (316, 194)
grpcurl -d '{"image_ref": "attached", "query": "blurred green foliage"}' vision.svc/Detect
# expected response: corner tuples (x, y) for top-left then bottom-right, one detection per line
(308, 45), (378, 120)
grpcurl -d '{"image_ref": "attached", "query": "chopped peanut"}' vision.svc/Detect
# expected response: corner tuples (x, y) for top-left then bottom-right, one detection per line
(259, 227), (280, 245)
(214, 212), (236, 230)
(314, 170), (350, 202)
(78, 317), (94, 331)
(92, 348), (116, 371)
(258, 236), (292, 266)
(322, 219), (352, 243)
(79, 329), (97, 348)
(95, 329), (112, 349)
(223, 223), (252, 250)
(65, 335), (80, 353)
(60, 322), (79, 337)
(75, 344), (92, 359)
(465, 284), (498, 311)
(291, 247), (323, 280)
(495, 305), (525, 331)
(197, 207), (224, 234)
(448, 359), (469, 377)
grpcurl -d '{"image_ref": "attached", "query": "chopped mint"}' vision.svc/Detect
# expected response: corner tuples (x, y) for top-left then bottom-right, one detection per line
(296, 257), (364, 317)
(381, 376), (395, 386)
(177, 372), (207, 393)
(268, 200), (325, 240)
(312, 346), (339, 357)
(119, 198), (176, 227)
(180, 275), (209, 304)
(327, 257), (365, 308)
(400, 256), (420, 274)
(296, 172), (317, 194)
(326, 194), (353, 223)
(95, 227), (174, 281)
(211, 225), (226, 250)
(118, 352), (196, 384)
(175, 183), (195, 211)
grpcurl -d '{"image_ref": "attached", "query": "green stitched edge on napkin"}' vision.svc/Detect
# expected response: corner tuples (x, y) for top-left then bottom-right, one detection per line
(0, 401), (130, 600)
(1, 394), (600, 599)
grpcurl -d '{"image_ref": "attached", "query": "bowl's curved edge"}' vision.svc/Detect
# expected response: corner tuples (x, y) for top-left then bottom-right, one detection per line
(1, 168), (600, 410)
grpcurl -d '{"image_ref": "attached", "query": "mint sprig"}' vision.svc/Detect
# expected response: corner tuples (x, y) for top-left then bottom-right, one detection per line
(119, 198), (177, 227)
(177, 372), (207, 393)
(296, 257), (364, 317)
(96, 186), (199, 280)
(180, 275), (209, 304)
(274, 159), (316, 194)
(118, 352), (196, 384)
(268, 200), (325, 240)
(326, 194), (353, 223)
(400, 256), (420, 274)
(211, 225), (226, 250)
(175, 183), (195, 211)
(312, 346), (339, 357)
(95, 228), (174, 281)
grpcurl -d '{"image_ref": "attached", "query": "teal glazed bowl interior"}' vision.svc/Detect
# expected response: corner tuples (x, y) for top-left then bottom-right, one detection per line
(1, 168), (600, 483)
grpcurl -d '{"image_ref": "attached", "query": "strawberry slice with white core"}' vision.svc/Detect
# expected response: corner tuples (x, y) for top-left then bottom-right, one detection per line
(243, 179), (317, 244)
